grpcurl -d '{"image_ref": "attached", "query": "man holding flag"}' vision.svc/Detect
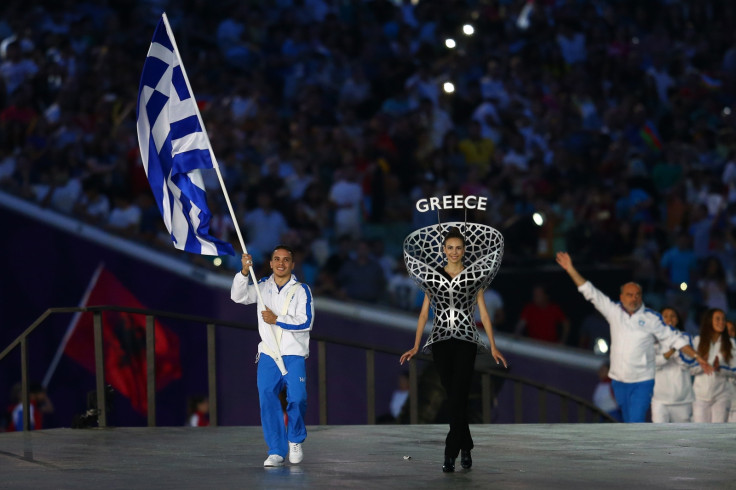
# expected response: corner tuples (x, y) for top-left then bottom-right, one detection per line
(137, 13), (308, 467)
(232, 247), (314, 467)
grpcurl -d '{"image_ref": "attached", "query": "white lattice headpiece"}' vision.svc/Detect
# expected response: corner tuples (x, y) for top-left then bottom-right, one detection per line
(403, 221), (504, 293)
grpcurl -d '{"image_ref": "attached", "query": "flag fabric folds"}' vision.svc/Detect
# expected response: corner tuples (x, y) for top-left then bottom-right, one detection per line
(64, 267), (182, 414)
(136, 16), (234, 256)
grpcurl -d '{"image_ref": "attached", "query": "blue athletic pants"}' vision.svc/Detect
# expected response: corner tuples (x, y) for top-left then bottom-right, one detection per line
(611, 379), (654, 423)
(257, 354), (307, 457)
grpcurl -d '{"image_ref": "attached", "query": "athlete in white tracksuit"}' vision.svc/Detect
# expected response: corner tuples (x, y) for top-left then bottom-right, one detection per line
(556, 252), (712, 422)
(231, 247), (314, 467)
(727, 320), (736, 423)
(684, 334), (736, 423)
(651, 308), (694, 423)
(651, 341), (694, 423)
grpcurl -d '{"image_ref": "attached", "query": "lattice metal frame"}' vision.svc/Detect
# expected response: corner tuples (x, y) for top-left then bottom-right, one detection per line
(403, 222), (504, 351)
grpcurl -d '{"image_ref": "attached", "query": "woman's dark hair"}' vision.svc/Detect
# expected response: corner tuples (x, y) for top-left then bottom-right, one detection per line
(660, 306), (683, 331)
(443, 226), (465, 246)
(697, 308), (732, 364)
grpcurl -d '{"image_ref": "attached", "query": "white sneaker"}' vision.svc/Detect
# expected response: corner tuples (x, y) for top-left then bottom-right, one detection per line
(289, 442), (303, 464)
(263, 454), (284, 467)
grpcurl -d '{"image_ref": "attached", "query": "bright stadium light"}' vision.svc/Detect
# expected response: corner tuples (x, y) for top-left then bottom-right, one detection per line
(443, 82), (455, 93)
(463, 24), (475, 35)
(594, 338), (609, 355)
(532, 212), (544, 226)
(680, 282), (688, 291)
(445, 38), (456, 49)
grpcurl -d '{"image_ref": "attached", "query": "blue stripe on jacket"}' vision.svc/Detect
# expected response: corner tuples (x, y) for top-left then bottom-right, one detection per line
(678, 333), (697, 365)
(277, 284), (313, 331)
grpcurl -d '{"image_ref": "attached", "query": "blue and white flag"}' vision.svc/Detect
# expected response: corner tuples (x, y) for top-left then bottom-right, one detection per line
(136, 16), (235, 256)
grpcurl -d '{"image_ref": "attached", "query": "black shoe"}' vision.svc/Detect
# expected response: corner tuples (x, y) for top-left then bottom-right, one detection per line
(460, 450), (472, 469)
(442, 456), (455, 473)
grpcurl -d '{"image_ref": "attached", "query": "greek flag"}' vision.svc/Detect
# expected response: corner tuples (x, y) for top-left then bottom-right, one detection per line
(136, 15), (234, 256)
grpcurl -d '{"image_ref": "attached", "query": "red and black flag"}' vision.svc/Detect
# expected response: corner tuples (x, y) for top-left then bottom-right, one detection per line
(56, 265), (181, 414)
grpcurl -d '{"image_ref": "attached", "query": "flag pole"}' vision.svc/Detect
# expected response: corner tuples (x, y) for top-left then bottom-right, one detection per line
(43, 263), (104, 388)
(160, 13), (286, 374)
(160, 14), (247, 266)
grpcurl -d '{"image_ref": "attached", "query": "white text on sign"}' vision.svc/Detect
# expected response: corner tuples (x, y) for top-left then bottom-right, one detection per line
(415, 195), (487, 212)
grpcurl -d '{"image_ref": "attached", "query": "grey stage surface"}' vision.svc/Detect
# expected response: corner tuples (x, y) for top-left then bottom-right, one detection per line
(1, 424), (734, 489)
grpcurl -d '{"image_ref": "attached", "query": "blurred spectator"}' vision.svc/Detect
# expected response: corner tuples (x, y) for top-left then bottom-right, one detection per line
(515, 285), (570, 344)
(474, 288), (505, 331)
(371, 238), (396, 281)
(0, 41), (38, 96)
(7, 382), (53, 431)
(688, 204), (715, 260)
(660, 234), (697, 294)
(292, 245), (318, 286)
(187, 395), (209, 427)
(387, 263), (422, 312)
(337, 239), (385, 303)
(592, 363), (622, 422)
(389, 371), (410, 419)
(377, 371), (410, 424)
(698, 257), (729, 311)
(459, 120), (494, 176)
(106, 191), (142, 237)
(244, 191), (289, 265)
(75, 176), (110, 225)
(42, 163), (83, 214)
(329, 166), (363, 240)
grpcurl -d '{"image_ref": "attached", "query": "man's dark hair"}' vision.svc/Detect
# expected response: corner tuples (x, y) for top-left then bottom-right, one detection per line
(272, 244), (294, 259)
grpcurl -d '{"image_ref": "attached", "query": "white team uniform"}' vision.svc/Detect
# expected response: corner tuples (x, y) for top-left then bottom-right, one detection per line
(651, 341), (694, 423)
(231, 272), (313, 359)
(577, 282), (689, 383)
(683, 336), (736, 423)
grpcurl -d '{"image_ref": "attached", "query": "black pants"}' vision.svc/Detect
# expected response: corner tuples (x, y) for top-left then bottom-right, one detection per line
(432, 338), (477, 458)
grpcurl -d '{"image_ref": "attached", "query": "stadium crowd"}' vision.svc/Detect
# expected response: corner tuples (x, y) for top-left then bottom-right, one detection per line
(1, 0), (736, 337)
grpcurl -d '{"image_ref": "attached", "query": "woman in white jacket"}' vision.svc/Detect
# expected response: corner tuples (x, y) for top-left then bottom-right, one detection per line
(687, 309), (736, 423)
(727, 320), (736, 423)
(651, 307), (693, 423)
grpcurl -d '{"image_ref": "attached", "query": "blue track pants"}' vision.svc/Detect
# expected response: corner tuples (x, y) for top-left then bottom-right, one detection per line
(257, 354), (307, 457)
(611, 379), (654, 423)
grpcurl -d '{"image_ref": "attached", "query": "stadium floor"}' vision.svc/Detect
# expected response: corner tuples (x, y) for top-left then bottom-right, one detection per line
(1, 423), (732, 489)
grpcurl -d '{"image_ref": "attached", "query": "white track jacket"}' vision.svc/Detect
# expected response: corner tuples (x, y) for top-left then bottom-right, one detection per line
(652, 341), (694, 405)
(578, 281), (689, 383)
(684, 336), (736, 402)
(231, 272), (314, 360)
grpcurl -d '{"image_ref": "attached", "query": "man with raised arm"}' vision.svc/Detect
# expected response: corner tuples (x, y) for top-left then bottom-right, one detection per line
(555, 252), (712, 422)
(231, 245), (314, 467)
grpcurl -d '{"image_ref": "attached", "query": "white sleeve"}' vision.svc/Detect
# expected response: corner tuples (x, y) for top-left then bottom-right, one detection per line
(577, 281), (619, 323)
(231, 272), (258, 305)
(673, 333), (697, 371)
(685, 336), (703, 375)
(649, 316), (689, 351)
(654, 343), (671, 370)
